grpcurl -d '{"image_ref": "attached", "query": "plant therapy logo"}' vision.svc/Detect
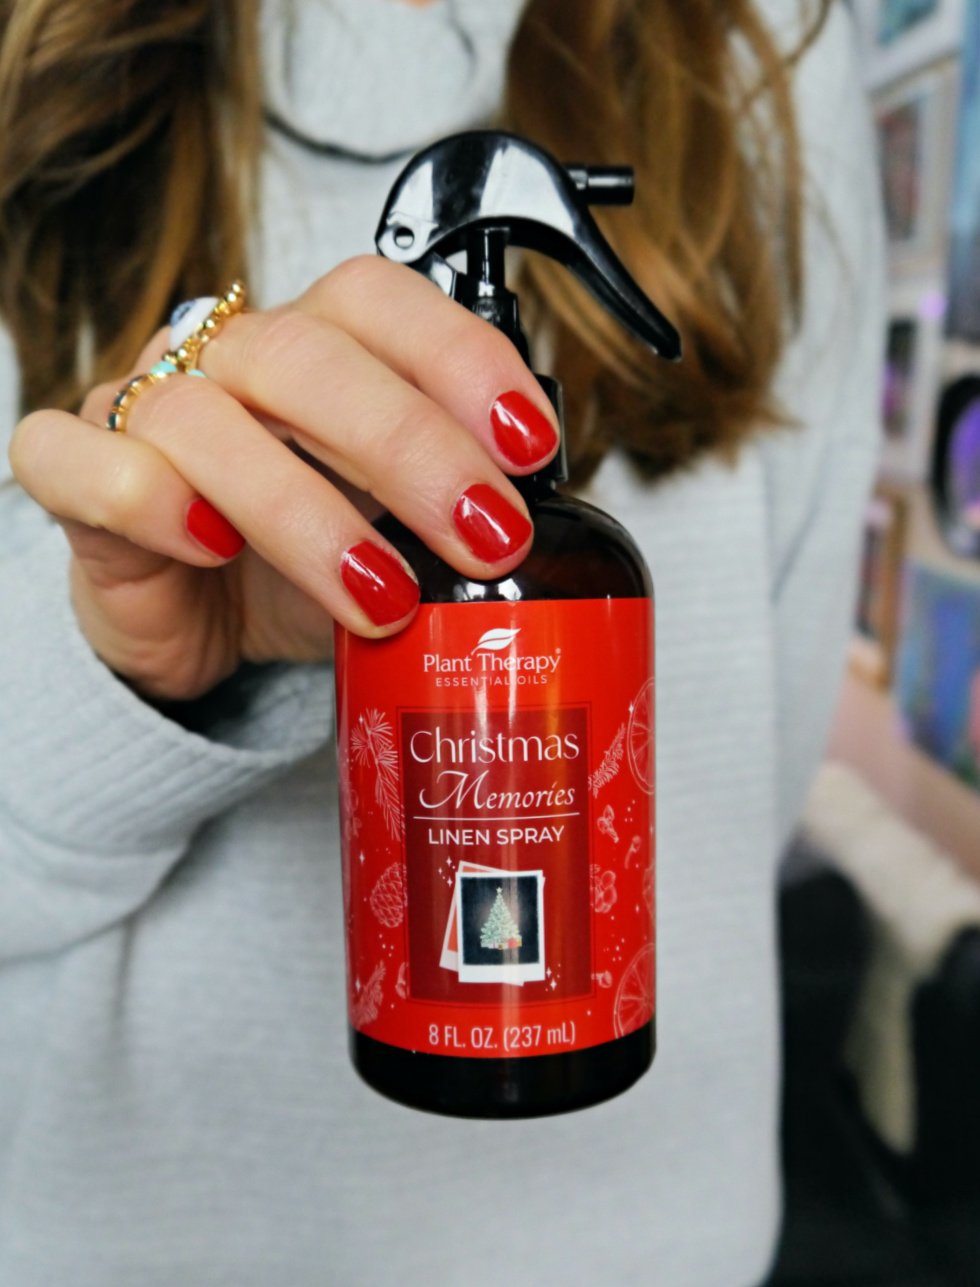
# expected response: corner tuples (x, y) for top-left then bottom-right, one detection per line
(423, 627), (561, 684)
(473, 628), (521, 652)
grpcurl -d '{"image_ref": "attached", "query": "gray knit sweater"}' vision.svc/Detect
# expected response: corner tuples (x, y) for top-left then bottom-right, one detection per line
(0, 2), (883, 1283)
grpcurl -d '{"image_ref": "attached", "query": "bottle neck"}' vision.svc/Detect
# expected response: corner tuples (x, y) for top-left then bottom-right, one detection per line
(451, 236), (568, 494)
(513, 470), (560, 505)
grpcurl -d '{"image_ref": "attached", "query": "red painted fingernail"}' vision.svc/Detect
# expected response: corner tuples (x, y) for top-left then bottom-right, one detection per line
(185, 497), (245, 559)
(490, 390), (558, 468)
(452, 484), (533, 562)
(341, 541), (420, 626)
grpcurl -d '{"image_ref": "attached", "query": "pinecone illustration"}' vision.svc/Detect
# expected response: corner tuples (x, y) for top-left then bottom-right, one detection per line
(370, 863), (408, 928)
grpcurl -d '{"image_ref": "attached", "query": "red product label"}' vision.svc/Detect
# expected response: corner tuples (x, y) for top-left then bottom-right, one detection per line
(334, 598), (654, 1058)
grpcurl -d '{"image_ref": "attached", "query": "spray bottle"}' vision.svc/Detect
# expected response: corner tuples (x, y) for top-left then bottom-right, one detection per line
(335, 130), (680, 1117)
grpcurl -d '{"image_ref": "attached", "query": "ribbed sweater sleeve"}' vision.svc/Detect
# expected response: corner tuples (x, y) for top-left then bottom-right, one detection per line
(0, 487), (333, 961)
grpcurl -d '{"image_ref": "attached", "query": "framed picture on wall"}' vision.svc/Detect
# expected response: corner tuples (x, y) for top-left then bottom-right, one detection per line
(883, 317), (918, 440)
(946, 0), (980, 343)
(874, 61), (958, 271)
(856, 0), (965, 90)
(851, 484), (910, 687)
(894, 562), (980, 794)
(931, 374), (980, 559)
(879, 0), (940, 43)
(880, 279), (946, 480)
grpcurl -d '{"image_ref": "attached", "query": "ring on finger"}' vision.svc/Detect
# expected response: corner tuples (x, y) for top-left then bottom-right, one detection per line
(106, 360), (206, 434)
(165, 280), (247, 372)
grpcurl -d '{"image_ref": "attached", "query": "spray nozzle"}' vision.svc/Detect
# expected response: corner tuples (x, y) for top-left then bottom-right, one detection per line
(375, 130), (681, 365)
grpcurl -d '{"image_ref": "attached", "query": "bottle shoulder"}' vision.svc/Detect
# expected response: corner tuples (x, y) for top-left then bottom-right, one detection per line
(376, 492), (653, 603)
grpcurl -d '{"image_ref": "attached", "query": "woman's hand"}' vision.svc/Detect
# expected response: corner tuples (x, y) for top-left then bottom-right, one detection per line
(8, 257), (559, 702)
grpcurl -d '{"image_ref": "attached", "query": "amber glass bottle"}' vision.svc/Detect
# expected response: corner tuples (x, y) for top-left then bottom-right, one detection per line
(334, 131), (678, 1117)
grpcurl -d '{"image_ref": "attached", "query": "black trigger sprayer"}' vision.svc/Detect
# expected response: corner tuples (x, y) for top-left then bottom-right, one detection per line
(375, 129), (681, 490)
(335, 130), (681, 1117)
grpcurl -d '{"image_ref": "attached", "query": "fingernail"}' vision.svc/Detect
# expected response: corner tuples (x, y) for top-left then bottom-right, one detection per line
(452, 484), (532, 562)
(185, 497), (245, 559)
(341, 541), (420, 626)
(490, 390), (558, 468)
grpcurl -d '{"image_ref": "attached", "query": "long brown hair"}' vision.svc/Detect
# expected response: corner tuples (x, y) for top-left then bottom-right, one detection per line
(0, 0), (830, 482)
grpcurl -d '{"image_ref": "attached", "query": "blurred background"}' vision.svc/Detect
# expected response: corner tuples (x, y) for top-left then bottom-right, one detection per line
(768, 3), (980, 1281)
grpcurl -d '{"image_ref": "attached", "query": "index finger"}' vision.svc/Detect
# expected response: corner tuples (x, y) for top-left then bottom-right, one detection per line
(295, 257), (561, 475)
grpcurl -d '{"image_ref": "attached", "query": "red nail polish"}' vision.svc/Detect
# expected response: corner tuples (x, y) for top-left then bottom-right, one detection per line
(490, 390), (558, 468)
(185, 497), (245, 559)
(452, 483), (533, 562)
(341, 541), (420, 626)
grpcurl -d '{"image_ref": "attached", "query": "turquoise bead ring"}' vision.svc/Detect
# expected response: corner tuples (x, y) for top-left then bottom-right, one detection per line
(106, 361), (206, 434)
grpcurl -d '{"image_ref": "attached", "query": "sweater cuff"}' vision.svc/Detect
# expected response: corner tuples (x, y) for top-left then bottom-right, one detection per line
(0, 529), (333, 855)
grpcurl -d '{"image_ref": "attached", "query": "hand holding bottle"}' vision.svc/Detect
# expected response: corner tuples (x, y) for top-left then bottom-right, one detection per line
(8, 257), (560, 701)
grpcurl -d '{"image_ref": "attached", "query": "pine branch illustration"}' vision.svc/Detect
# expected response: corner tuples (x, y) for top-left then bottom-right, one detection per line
(589, 723), (625, 797)
(352, 709), (404, 839)
(351, 961), (386, 1028)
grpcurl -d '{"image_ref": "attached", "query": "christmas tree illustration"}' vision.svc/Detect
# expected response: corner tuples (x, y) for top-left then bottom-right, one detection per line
(480, 887), (522, 951)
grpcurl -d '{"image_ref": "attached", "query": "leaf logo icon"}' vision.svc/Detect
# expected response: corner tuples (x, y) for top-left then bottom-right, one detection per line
(473, 628), (521, 652)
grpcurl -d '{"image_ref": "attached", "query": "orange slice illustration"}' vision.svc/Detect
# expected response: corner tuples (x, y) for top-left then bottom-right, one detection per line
(627, 678), (655, 795)
(613, 944), (655, 1038)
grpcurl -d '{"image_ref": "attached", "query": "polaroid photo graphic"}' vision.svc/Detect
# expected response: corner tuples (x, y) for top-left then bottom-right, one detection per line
(439, 860), (503, 975)
(456, 872), (546, 986)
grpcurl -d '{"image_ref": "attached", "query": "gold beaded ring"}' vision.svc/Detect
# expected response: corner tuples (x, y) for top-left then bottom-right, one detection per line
(106, 360), (206, 433)
(105, 279), (244, 432)
(164, 279), (247, 372)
